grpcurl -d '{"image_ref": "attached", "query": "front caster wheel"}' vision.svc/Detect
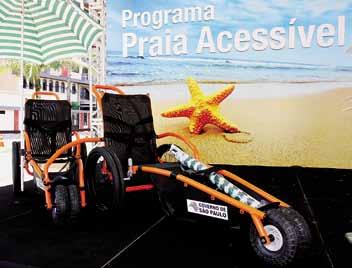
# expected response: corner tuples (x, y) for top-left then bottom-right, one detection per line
(280, 207), (312, 258)
(67, 185), (80, 221)
(52, 185), (69, 225)
(249, 207), (310, 267)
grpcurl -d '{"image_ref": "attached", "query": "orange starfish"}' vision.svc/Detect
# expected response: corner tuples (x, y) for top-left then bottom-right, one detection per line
(161, 78), (239, 134)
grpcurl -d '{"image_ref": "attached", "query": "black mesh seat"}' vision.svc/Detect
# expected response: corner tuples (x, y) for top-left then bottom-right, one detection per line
(102, 93), (157, 171)
(24, 99), (72, 162)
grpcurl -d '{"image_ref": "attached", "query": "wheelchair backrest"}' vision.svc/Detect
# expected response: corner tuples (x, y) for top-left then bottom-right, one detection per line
(102, 93), (157, 168)
(24, 99), (72, 161)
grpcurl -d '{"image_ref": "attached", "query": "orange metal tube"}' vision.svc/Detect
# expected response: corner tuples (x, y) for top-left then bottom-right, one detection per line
(72, 132), (86, 207)
(157, 132), (200, 160)
(92, 84), (125, 111)
(217, 170), (289, 207)
(251, 214), (270, 244)
(28, 159), (43, 178)
(72, 131), (81, 158)
(136, 165), (270, 242)
(136, 166), (265, 219)
(28, 160), (51, 209)
(44, 189), (52, 209)
(31, 91), (60, 100)
(43, 137), (103, 184)
(76, 158), (86, 207)
(24, 131), (31, 156)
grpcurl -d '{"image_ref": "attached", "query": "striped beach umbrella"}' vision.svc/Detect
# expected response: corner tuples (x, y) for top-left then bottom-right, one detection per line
(0, 0), (103, 64)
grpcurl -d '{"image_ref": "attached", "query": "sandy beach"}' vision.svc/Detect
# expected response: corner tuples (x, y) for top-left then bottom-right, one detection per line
(120, 83), (352, 169)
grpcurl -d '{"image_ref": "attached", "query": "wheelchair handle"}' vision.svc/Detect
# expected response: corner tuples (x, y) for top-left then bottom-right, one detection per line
(93, 84), (125, 111)
(31, 91), (60, 100)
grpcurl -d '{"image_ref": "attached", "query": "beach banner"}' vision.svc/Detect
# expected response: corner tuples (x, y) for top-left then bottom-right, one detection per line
(107, 0), (352, 169)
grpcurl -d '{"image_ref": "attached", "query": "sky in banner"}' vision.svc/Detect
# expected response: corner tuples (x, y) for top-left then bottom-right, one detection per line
(107, 0), (352, 66)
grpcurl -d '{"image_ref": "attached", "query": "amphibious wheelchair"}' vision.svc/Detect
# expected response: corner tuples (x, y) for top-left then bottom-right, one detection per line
(84, 85), (312, 267)
(12, 92), (101, 224)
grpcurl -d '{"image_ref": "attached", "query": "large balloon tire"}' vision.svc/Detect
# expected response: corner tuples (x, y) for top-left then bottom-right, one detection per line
(84, 147), (124, 213)
(249, 207), (309, 267)
(52, 185), (69, 225)
(67, 184), (80, 222)
(106, 147), (125, 207)
(280, 207), (312, 258)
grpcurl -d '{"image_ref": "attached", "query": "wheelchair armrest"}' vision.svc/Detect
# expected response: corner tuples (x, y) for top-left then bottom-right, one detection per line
(43, 137), (103, 184)
(157, 132), (200, 160)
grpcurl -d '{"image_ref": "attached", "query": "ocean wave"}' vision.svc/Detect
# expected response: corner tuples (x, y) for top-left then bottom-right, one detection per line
(106, 53), (352, 85)
(107, 71), (144, 76)
(335, 66), (352, 72)
(108, 79), (352, 87)
(107, 61), (133, 66)
(108, 55), (330, 72)
(146, 55), (325, 70)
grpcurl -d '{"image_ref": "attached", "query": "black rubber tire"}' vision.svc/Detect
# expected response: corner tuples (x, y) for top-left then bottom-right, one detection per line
(67, 185), (80, 221)
(249, 207), (301, 267)
(12, 141), (21, 195)
(52, 185), (69, 225)
(106, 147), (125, 207)
(280, 207), (312, 258)
(84, 147), (124, 212)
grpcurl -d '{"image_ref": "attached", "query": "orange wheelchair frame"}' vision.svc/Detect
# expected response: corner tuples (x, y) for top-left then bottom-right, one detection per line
(41, 85), (311, 266)
(15, 92), (101, 223)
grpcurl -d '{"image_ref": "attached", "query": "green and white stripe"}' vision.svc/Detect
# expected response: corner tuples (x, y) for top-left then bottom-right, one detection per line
(0, 0), (103, 64)
(168, 144), (265, 208)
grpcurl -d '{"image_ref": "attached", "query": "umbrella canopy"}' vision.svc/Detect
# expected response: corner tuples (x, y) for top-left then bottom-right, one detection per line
(0, 0), (103, 64)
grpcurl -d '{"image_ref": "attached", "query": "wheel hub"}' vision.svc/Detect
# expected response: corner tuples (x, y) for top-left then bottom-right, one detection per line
(263, 225), (284, 252)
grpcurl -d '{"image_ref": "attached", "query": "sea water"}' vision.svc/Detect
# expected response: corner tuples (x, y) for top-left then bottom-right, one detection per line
(107, 53), (352, 86)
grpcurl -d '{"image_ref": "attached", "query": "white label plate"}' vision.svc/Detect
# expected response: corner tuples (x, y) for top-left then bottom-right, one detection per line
(187, 199), (228, 220)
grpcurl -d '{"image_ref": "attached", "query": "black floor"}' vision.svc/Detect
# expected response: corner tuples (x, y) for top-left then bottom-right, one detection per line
(0, 166), (351, 268)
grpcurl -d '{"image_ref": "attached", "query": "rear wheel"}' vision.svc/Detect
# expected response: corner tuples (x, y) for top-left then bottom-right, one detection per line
(85, 147), (124, 213)
(249, 207), (308, 267)
(52, 185), (69, 225)
(106, 148), (125, 206)
(12, 141), (21, 195)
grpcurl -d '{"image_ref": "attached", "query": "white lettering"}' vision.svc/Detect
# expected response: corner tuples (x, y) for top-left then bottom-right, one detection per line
(234, 30), (250, 52)
(197, 26), (216, 53)
(270, 27), (286, 50)
(298, 25), (316, 48)
(252, 28), (268, 51)
(122, 33), (137, 57)
(317, 24), (335, 47)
